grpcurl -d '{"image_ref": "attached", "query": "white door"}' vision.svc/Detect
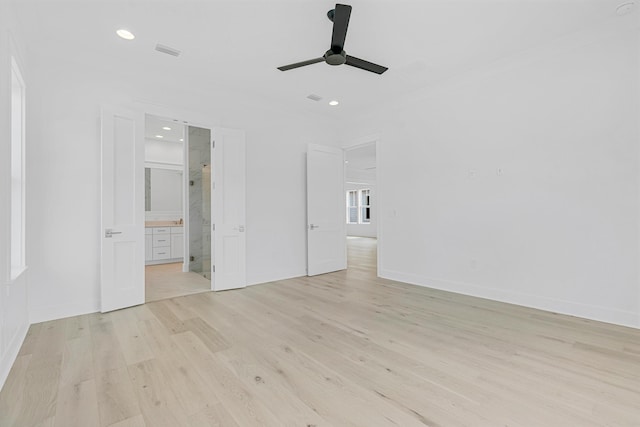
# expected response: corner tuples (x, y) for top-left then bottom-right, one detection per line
(212, 128), (246, 291)
(100, 106), (145, 312)
(307, 143), (346, 276)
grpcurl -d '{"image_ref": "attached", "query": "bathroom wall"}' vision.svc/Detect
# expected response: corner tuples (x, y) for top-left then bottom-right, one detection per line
(188, 126), (211, 276)
(144, 136), (184, 222)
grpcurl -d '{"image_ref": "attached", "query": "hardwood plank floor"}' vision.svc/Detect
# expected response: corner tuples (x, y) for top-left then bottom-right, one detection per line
(145, 263), (211, 303)
(1, 237), (639, 426)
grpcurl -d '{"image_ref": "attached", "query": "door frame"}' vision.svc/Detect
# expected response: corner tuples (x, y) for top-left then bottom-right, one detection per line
(342, 135), (382, 276)
(130, 102), (227, 295)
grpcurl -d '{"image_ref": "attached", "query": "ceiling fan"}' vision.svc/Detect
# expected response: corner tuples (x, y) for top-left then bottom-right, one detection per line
(277, 4), (388, 75)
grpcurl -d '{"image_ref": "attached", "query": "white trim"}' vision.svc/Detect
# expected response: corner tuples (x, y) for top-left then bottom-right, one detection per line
(29, 300), (100, 324)
(144, 161), (183, 170)
(0, 321), (28, 392)
(10, 54), (26, 279)
(9, 265), (27, 282)
(247, 270), (308, 287)
(379, 268), (640, 329)
(637, 28), (640, 333)
(342, 134), (381, 151)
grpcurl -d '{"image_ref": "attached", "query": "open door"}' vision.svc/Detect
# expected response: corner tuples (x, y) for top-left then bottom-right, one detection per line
(100, 106), (145, 312)
(212, 128), (246, 291)
(307, 143), (346, 276)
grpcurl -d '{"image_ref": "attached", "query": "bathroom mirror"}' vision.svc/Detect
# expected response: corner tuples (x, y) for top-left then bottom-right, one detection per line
(145, 167), (183, 212)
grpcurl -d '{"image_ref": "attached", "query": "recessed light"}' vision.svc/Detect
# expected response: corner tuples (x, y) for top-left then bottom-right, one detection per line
(617, 2), (635, 15)
(116, 29), (135, 40)
(329, 100), (339, 106)
(179, 138), (184, 142)
(155, 135), (163, 138)
(162, 126), (171, 131)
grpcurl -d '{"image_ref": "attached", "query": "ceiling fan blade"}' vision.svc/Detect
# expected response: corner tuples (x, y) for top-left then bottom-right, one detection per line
(277, 57), (325, 71)
(331, 4), (352, 53)
(345, 55), (388, 75)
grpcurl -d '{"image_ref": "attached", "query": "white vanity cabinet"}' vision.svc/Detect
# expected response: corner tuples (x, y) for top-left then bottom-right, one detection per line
(145, 225), (184, 265)
(145, 228), (153, 262)
(170, 227), (184, 259)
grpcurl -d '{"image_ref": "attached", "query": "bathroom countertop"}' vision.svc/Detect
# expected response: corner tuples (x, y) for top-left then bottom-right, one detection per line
(145, 221), (183, 227)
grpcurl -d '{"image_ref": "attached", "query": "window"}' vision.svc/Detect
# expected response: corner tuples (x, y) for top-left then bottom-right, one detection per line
(11, 57), (26, 277)
(346, 189), (371, 224)
(360, 189), (370, 223)
(346, 190), (358, 224)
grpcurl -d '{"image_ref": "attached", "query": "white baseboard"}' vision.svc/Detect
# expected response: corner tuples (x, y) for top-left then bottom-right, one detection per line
(29, 300), (100, 324)
(247, 269), (308, 287)
(379, 268), (639, 329)
(0, 321), (29, 392)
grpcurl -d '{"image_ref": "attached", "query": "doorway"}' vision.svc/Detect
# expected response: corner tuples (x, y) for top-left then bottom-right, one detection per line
(344, 142), (378, 273)
(143, 116), (211, 302)
(100, 105), (247, 313)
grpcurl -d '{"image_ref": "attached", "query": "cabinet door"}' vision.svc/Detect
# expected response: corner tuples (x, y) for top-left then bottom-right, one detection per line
(145, 235), (153, 261)
(171, 234), (184, 259)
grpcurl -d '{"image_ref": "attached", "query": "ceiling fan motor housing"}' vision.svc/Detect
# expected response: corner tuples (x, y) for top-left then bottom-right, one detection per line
(325, 49), (346, 66)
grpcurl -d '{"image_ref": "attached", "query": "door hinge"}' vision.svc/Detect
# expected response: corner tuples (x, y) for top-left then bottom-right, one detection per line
(212, 224), (215, 231)
(212, 181), (216, 190)
(212, 140), (215, 149)
(212, 265), (215, 272)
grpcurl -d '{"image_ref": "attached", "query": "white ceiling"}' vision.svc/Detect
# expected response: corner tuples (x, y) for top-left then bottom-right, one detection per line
(145, 115), (185, 143)
(12, 0), (632, 121)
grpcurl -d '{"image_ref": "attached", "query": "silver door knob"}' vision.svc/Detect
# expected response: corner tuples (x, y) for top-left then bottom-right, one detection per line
(105, 228), (123, 238)
(309, 224), (319, 230)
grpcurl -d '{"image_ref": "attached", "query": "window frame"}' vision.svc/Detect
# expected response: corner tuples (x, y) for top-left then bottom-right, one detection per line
(346, 189), (358, 224)
(10, 55), (26, 279)
(345, 188), (371, 225)
(360, 189), (371, 224)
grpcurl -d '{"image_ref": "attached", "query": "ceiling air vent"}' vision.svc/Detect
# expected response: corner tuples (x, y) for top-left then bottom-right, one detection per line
(307, 94), (322, 102)
(155, 43), (181, 57)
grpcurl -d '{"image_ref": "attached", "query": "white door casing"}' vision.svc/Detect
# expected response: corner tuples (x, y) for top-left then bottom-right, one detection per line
(307, 143), (346, 276)
(212, 128), (246, 291)
(100, 106), (145, 312)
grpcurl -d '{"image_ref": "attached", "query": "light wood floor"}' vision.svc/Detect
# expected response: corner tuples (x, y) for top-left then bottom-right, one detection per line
(1, 237), (639, 426)
(145, 263), (211, 303)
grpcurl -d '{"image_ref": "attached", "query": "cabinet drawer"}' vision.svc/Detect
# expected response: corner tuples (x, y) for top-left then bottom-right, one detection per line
(153, 247), (171, 260)
(171, 227), (183, 234)
(153, 235), (171, 247)
(152, 227), (171, 235)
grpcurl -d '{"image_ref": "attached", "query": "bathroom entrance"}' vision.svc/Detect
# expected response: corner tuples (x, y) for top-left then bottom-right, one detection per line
(144, 116), (212, 302)
(100, 104), (246, 313)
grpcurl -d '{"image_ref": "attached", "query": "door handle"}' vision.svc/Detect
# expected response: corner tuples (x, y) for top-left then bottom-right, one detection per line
(309, 224), (319, 230)
(239, 225), (245, 232)
(105, 228), (123, 238)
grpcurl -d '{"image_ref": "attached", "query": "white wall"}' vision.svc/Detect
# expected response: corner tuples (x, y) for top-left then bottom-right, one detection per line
(0, 1), (30, 391)
(148, 168), (182, 212)
(342, 22), (640, 328)
(145, 138), (183, 165)
(25, 52), (338, 322)
(145, 138), (184, 222)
